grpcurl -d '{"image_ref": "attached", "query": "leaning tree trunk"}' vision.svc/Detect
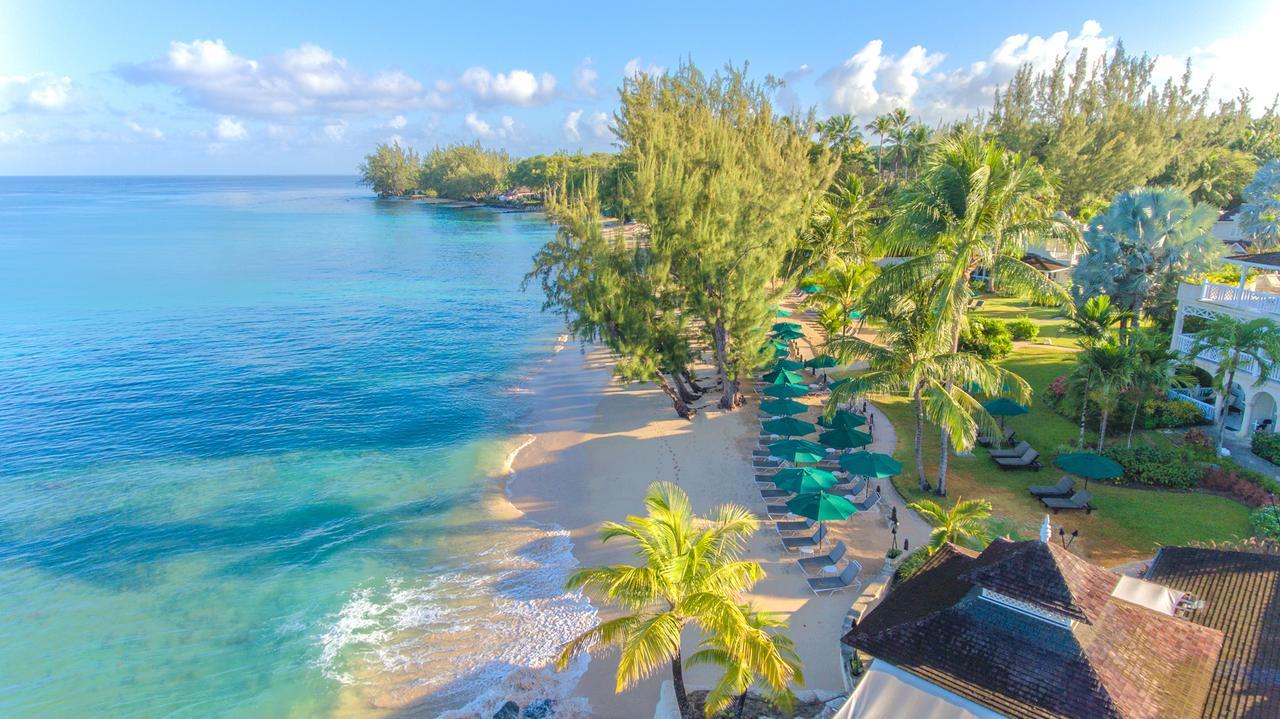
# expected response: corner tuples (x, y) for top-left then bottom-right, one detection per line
(935, 427), (950, 496)
(683, 370), (708, 395)
(657, 376), (696, 420)
(1097, 407), (1110, 451)
(734, 690), (749, 719)
(1077, 381), (1090, 449)
(913, 385), (930, 491)
(673, 372), (700, 404)
(712, 321), (742, 410)
(671, 649), (692, 719)
(1127, 400), (1141, 448)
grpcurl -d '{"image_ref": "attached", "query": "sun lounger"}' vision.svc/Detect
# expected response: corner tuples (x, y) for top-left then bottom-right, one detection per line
(988, 441), (1031, 458)
(764, 503), (792, 519)
(782, 523), (827, 551)
(806, 560), (862, 594)
(776, 517), (816, 533)
(798, 540), (846, 574)
(978, 427), (1016, 447)
(1028, 476), (1075, 498)
(853, 491), (881, 512)
(831, 478), (867, 498)
(1042, 490), (1094, 513)
(753, 458), (781, 469)
(994, 448), (1041, 471)
(759, 488), (790, 499)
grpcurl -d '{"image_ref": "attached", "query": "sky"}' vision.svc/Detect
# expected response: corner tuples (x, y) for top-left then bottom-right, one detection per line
(0, 0), (1276, 175)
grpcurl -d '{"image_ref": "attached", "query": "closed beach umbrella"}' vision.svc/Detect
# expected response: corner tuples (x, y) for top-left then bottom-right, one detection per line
(763, 383), (810, 399)
(773, 327), (805, 341)
(773, 467), (838, 494)
(839, 451), (902, 478)
(801, 284), (823, 293)
(806, 354), (838, 369)
(762, 416), (816, 437)
(787, 491), (857, 521)
(818, 409), (867, 430)
(759, 398), (807, 416)
(1053, 452), (1123, 489)
(772, 358), (805, 372)
(773, 307), (793, 317)
(819, 427), (873, 450)
(772, 321), (803, 333)
(768, 439), (827, 464)
(764, 369), (806, 386)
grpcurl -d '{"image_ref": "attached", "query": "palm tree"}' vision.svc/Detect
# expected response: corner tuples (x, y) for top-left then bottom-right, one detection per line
(1124, 330), (1195, 446)
(901, 124), (932, 179)
(1186, 315), (1280, 449)
(788, 176), (882, 277)
(887, 107), (911, 175)
(868, 131), (1072, 489)
(555, 482), (787, 719)
(806, 263), (876, 339)
(866, 115), (893, 175)
(1080, 340), (1136, 450)
(828, 300), (1029, 495)
(907, 497), (993, 554)
(1065, 295), (1135, 347)
(684, 605), (803, 719)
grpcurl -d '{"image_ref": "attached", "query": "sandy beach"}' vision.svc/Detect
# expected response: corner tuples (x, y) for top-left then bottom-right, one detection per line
(508, 317), (930, 717)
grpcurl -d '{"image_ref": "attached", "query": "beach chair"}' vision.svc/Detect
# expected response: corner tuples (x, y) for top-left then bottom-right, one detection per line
(853, 491), (881, 512)
(776, 517), (816, 533)
(1028, 476), (1075, 498)
(797, 540), (846, 574)
(782, 523), (827, 552)
(1042, 490), (1094, 513)
(988, 440), (1031, 458)
(831, 478), (867, 498)
(994, 448), (1041, 471)
(977, 427), (1016, 448)
(753, 458), (781, 469)
(806, 561), (862, 594)
(759, 487), (790, 499)
(763, 503), (792, 519)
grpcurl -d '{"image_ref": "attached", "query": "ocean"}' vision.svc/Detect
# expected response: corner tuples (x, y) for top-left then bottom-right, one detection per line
(0, 176), (595, 718)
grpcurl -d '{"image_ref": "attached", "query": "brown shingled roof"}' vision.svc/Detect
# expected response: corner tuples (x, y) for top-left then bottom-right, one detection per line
(1228, 251), (1280, 268)
(844, 540), (1224, 719)
(962, 540), (1120, 624)
(1146, 547), (1280, 719)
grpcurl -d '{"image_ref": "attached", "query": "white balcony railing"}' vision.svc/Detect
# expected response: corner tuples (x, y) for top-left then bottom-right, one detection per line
(1199, 281), (1280, 316)
(1173, 333), (1280, 383)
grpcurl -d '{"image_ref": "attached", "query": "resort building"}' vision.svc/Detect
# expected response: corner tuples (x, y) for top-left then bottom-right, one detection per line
(834, 532), (1280, 718)
(1168, 252), (1280, 440)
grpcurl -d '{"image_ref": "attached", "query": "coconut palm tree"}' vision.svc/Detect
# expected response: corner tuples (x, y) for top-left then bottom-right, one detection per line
(1065, 295), (1134, 347)
(1186, 315), (1280, 449)
(1082, 340), (1136, 450)
(788, 175), (882, 278)
(1124, 330), (1195, 446)
(868, 131), (1072, 488)
(684, 605), (803, 719)
(887, 108), (911, 175)
(806, 263), (876, 339)
(866, 114), (893, 175)
(907, 497), (993, 554)
(555, 482), (787, 719)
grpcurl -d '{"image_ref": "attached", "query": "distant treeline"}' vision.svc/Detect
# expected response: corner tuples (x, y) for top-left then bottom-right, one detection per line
(359, 141), (621, 207)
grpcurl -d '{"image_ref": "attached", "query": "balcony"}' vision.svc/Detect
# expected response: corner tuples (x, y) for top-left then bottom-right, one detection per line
(1173, 333), (1280, 383)
(1197, 280), (1280, 316)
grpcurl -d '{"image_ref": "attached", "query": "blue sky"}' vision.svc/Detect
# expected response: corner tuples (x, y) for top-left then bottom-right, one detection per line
(0, 0), (1275, 174)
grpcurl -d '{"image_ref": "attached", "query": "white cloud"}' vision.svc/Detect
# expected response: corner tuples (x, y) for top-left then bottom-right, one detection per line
(459, 67), (556, 106)
(214, 115), (247, 141)
(1153, 5), (1280, 107)
(574, 57), (599, 96)
(773, 65), (812, 113)
(0, 73), (73, 112)
(119, 39), (450, 116)
(125, 119), (163, 140)
(388, 113), (407, 129)
(624, 58), (665, 80)
(464, 112), (516, 140)
(562, 109), (583, 141)
(0, 127), (28, 144)
(587, 111), (611, 139)
(323, 119), (347, 142)
(821, 41), (944, 117)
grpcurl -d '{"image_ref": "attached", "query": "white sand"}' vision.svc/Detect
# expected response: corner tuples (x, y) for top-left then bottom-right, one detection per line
(508, 313), (931, 716)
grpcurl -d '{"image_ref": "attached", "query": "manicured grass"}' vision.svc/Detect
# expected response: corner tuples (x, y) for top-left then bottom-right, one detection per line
(972, 294), (1080, 347)
(874, 344), (1252, 566)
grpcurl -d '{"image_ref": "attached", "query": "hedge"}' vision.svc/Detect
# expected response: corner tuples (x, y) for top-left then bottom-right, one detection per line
(1254, 432), (1280, 466)
(1005, 317), (1040, 342)
(1102, 445), (1202, 489)
(959, 317), (1013, 360)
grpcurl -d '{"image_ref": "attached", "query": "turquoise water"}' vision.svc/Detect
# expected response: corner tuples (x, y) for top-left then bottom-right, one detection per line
(0, 178), (591, 718)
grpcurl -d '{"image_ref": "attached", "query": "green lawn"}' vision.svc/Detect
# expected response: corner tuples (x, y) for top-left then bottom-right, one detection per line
(971, 294), (1081, 347)
(873, 345), (1252, 566)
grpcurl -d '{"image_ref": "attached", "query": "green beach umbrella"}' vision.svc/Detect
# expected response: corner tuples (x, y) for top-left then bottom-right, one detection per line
(764, 369), (806, 386)
(801, 284), (823, 293)
(982, 397), (1029, 417)
(773, 346), (790, 359)
(759, 398), (807, 416)
(773, 327), (806, 341)
(763, 383), (810, 399)
(772, 321), (803, 333)
(1053, 452), (1123, 489)
(819, 427), (873, 450)
(839, 451), (901, 478)
(805, 354), (838, 369)
(762, 416), (816, 437)
(773, 358), (806, 372)
(768, 439), (827, 464)
(847, 309), (863, 320)
(773, 307), (793, 317)
(786, 491), (858, 521)
(773, 467), (838, 494)
(818, 409), (867, 430)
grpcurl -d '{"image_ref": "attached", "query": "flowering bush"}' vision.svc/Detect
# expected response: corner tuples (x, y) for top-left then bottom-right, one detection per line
(1048, 376), (1068, 402)
(1202, 467), (1276, 508)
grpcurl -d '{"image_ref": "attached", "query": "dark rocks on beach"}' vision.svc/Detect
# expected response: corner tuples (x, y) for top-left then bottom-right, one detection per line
(493, 701), (520, 719)
(522, 699), (556, 718)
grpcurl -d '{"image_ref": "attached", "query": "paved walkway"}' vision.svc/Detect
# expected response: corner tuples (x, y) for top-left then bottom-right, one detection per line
(1223, 437), (1279, 476)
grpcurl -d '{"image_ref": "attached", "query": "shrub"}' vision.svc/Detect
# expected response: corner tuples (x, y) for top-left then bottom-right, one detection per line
(1182, 428), (1215, 459)
(1203, 466), (1275, 508)
(959, 316), (1013, 360)
(1006, 316), (1040, 341)
(1102, 445), (1201, 489)
(1250, 506), (1280, 540)
(1141, 399), (1210, 429)
(1254, 432), (1280, 466)
(894, 549), (931, 584)
(968, 279), (987, 294)
(1047, 376), (1068, 404)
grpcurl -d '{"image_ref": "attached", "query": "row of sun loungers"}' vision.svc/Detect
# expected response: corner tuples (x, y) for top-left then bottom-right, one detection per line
(977, 427), (1016, 447)
(991, 445), (1042, 471)
(1025, 476), (1095, 512)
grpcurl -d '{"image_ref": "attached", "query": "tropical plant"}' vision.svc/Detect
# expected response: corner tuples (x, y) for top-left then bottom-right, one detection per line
(1068, 339), (1135, 449)
(685, 605), (803, 719)
(805, 262), (876, 340)
(358, 141), (421, 196)
(866, 114), (893, 175)
(1186, 315), (1280, 448)
(1123, 330), (1195, 445)
(555, 482), (787, 719)
(1064, 295), (1134, 345)
(907, 497), (993, 554)
(418, 142), (512, 199)
(788, 175), (882, 278)
(1239, 159), (1280, 249)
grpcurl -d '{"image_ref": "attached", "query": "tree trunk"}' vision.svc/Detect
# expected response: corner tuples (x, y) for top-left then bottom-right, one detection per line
(673, 372), (700, 404)
(712, 321), (742, 410)
(913, 385), (930, 491)
(1077, 380), (1090, 449)
(1217, 366), (1238, 450)
(683, 370), (708, 395)
(1127, 399), (1141, 448)
(734, 690), (749, 719)
(1097, 407), (1110, 451)
(671, 649), (692, 719)
(935, 427), (950, 496)
(657, 376), (696, 420)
